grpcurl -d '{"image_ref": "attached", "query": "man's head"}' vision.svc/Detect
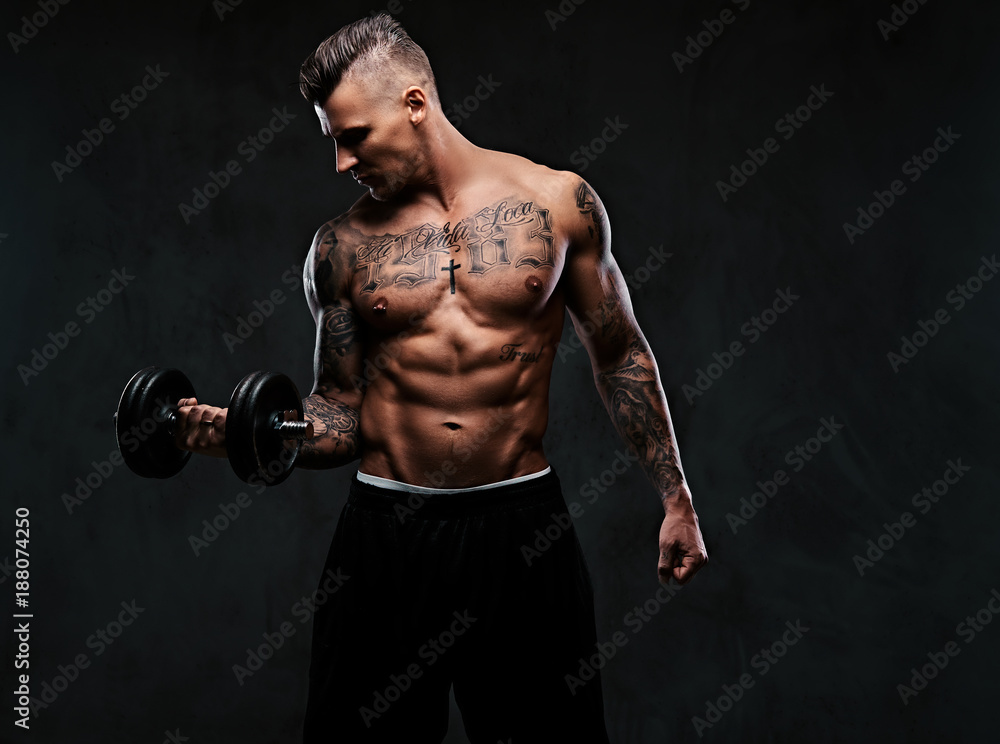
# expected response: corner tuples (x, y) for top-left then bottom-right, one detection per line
(299, 14), (441, 201)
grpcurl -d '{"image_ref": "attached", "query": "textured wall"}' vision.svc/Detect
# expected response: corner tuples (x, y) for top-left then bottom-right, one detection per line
(4, 0), (998, 742)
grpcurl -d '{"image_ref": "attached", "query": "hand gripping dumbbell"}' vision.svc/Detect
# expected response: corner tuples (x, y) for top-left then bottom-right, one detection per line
(114, 366), (314, 487)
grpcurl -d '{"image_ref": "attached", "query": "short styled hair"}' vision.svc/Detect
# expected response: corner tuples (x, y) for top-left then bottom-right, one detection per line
(298, 13), (439, 107)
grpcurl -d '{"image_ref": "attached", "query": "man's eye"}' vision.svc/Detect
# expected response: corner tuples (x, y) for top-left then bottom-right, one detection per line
(340, 131), (367, 146)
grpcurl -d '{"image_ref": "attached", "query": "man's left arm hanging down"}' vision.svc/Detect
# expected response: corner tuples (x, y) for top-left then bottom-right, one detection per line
(563, 177), (707, 585)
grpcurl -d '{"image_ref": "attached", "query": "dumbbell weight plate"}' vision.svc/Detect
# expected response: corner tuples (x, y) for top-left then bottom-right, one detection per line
(227, 371), (304, 486)
(115, 366), (196, 479)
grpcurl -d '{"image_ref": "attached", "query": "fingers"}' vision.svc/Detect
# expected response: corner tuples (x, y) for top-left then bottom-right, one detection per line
(657, 546), (676, 586)
(174, 400), (226, 453)
(671, 557), (698, 585)
(658, 547), (708, 586)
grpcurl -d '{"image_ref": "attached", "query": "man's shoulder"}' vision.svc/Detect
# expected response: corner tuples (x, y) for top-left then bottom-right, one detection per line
(324, 195), (370, 230)
(478, 148), (584, 205)
(311, 198), (373, 245)
(304, 211), (356, 276)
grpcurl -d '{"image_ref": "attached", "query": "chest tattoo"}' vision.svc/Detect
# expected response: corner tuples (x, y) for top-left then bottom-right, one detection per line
(354, 198), (555, 295)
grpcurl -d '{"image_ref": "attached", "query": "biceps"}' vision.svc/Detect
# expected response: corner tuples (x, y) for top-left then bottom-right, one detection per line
(312, 300), (364, 405)
(566, 251), (640, 367)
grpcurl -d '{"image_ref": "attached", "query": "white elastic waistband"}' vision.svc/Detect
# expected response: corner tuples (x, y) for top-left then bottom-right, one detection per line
(356, 466), (552, 495)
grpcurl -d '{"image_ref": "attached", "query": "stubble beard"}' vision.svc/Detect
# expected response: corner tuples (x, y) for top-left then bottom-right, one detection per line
(367, 154), (422, 202)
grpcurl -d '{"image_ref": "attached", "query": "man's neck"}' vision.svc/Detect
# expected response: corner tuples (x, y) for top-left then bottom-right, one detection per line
(402, 117), (481, 213)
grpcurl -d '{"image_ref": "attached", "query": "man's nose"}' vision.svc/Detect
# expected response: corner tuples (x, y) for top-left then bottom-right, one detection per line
(336, 148), (358, 174)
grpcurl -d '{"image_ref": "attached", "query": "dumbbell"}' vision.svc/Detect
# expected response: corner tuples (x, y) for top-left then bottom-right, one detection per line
(114, 366), (314, 487)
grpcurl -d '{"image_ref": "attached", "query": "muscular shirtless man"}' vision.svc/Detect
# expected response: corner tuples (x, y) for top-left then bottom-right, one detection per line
(174, 13), (707, 743)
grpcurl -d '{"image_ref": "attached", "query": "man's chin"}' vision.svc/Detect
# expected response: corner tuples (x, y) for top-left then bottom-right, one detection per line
(365, 179), (402, 202)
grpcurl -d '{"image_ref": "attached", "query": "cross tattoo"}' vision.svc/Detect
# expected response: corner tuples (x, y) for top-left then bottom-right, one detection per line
(441, 258), (461, 294)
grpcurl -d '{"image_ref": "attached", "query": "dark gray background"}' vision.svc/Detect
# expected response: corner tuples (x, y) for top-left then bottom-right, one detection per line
(3, 0), (998, 742)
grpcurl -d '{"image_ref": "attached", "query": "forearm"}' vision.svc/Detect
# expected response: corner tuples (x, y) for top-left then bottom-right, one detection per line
(296, 393), (361, 469)
(595, 334), (689, 510)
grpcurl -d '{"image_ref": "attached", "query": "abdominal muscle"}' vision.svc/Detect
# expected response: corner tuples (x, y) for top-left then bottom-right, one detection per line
(356, 314), (559, 488)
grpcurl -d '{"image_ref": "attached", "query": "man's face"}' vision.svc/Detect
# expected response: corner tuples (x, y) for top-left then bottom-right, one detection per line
(315, 75), (421, 202)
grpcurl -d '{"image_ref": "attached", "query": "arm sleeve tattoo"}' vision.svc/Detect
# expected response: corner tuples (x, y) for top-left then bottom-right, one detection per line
(297, 222), (364, 469)
(571, 180), (686, 505)
(596, 333), (686, 504)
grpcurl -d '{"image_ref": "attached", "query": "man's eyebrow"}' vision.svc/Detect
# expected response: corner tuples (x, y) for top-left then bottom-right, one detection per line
(331, 126), (368, 139)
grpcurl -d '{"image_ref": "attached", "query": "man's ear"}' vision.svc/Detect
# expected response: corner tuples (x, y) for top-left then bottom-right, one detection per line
(404, 85), (427, 125)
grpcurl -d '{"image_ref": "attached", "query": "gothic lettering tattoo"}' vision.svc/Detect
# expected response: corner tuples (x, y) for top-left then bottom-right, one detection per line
(354, 197), (555, 294)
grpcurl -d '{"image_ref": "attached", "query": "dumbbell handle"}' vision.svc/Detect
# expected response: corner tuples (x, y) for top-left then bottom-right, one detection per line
(155, 405), (314, 441)
(271, 410), (315, 441)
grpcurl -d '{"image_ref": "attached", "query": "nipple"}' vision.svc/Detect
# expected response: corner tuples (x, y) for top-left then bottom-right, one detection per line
(525, 275), (543, 293)
(373, 297), (388, 314)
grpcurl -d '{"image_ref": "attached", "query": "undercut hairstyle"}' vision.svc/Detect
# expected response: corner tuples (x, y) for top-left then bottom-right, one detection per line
(298, 14), (439, 108)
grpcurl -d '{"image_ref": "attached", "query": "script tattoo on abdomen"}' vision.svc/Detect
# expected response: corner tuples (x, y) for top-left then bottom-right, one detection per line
(354, 197), (554, 294)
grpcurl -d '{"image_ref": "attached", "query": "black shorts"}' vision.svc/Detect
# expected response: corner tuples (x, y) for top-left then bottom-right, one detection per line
(302, 468), (611, 744)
